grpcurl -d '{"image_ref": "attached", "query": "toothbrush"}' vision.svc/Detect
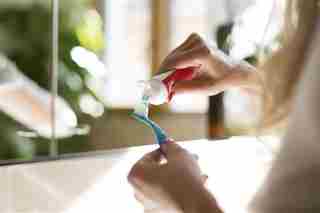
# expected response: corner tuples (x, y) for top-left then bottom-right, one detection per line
(131, 112), (169, 145)
(161, 66), (201, 101)
(141, 66), (201, 105)
(132, 66), (200, 145)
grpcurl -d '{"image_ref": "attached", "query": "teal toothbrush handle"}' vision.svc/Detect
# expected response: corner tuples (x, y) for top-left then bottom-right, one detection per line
(132, 113), (168, 145)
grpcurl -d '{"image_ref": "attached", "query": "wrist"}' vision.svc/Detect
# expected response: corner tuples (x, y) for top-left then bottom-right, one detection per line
(208, 46), (262, 93)
(231, 62), (262, 94)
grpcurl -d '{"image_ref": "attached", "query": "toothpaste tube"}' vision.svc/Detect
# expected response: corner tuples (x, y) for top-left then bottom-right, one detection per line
(141, 66), (200, 105)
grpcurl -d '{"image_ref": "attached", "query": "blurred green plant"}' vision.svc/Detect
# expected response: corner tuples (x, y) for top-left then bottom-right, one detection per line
(0, 0), (105, 160)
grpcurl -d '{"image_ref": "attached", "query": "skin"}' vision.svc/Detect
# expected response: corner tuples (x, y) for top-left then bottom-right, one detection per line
(128, 33), (258, 213)
(128, 22), (320, 213)
(159, 33), (261, 96)
(128, 141), (222, 213)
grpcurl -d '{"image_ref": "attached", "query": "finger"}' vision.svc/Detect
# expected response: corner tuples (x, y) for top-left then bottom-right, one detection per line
(192, 153), (199, 160)
(182, 33), (207, 51)
(172, 33), (202, 54)
(160, 35), (195, 68)
(166, 45), (210, 69)
(134, 192), (144, 203)
(160, 141), (181, 154)
(145, 209), (167, 213)
(179, 45), (210, 63)
(160, 142), (188, 160)
(196, 70), (249, 96)
(128, 151), (161, 186)
(140, 149), (164, 164)
(134, 192), (159, 211)
(145, 208), (176, 213)
(178, 33), (204, 52)
(201, 175), (209, 183)
(173, 76), (216, 95)
(173, 71), (237, 96)
(201, 174), (209, 184)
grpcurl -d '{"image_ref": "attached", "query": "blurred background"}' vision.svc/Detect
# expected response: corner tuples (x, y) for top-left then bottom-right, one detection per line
(0, 0), (283, 162)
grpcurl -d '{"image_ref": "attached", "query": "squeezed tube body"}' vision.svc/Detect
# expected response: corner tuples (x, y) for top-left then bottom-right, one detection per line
(142, 66), (200, 105)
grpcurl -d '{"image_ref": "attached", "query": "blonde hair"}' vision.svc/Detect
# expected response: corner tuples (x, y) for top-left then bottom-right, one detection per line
(259, 0), (319, 128)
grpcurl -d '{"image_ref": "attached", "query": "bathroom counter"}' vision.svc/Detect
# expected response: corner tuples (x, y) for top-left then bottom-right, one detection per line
(0, 136), (276, 213)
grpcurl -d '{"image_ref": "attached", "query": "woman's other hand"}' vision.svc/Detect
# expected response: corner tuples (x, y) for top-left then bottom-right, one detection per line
(159, 33), (260, 96)
(128, 141), (222, 213)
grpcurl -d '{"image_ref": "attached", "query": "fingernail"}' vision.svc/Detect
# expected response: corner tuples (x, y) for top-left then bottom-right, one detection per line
(192, 154), (199, 160)
(202, 174), (209, 182)
(167, 138), (174, 143)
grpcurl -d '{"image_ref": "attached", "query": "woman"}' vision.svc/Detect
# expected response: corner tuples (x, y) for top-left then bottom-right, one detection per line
(128, 1), (320, 212)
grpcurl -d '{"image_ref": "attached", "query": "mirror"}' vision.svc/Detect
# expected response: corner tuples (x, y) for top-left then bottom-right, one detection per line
(0, 0), (281, 164)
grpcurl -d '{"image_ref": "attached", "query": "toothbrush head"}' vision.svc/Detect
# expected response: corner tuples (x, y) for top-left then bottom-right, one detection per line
(133, 101), (149, 117)
(133, 94), (150, 117)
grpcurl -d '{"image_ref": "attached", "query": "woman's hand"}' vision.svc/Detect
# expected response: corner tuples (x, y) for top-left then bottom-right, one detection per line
(128, 141), (223, 213)
(159, 33), (260, 96)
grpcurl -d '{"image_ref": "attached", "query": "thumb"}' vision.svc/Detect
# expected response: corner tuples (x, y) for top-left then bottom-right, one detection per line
(168, 46), (209, 69)
(201, 174), (209, 184)
(141, 149), (164, 164)
(160, 141), (185, 159)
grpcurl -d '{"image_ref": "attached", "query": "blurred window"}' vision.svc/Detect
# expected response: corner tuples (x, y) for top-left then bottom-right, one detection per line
(102, 0), (266, 115)
(102, 0), (152, 108)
